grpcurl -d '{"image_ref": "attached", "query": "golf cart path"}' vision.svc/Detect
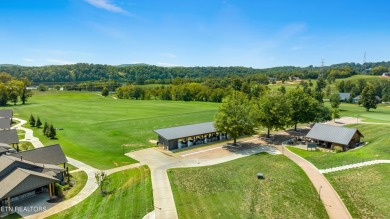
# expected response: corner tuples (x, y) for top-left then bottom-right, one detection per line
(128, 141), (281, 219)
(319, 160), (390, 173)
(12, 118), (141, 219)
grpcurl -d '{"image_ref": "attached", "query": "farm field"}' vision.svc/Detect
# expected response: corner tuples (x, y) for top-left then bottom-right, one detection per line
(326, 164), (390, 218)
(9, 91), (219, 169)
(47, 166), (153, 219)
(168, 153), (328, 219)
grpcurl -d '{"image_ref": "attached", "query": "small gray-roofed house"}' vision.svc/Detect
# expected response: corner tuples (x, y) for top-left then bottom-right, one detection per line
(306, 123), (363, 151)
(0, 168), (58, 200)
(0, 109), (13, 119)
(339, 93), (350, 102)
(9, 144), (67, 166)
(0, 118), (11, 130)
(154, 122), (219, 150)
(0, 129), (19, 145)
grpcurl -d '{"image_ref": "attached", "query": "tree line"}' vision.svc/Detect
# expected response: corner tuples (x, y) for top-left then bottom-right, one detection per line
(337, 78), (390, 102)
(0, 72), (32, 106)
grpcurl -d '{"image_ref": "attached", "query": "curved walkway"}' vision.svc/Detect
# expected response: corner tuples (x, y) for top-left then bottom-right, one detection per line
(283, 146), (352, 219)
(319, 160), (390, 173)
(11, 118), (140, 219)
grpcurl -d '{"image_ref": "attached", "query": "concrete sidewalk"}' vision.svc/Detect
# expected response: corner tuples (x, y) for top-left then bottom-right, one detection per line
(283, 146), (352, 219)
(319, 160), (390, 173)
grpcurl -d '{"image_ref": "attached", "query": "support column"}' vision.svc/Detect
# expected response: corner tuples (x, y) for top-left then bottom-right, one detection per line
(7, 197), (11, 215)
(49, 184), (52, 199)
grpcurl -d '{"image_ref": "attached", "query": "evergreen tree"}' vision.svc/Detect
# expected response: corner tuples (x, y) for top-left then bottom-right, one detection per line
(29, 114), (35, 127)
(49, 124), (56, 139)
(35, 117), (42, 128)
(45, 123), (52, 137)
(43, 122), (48, 136)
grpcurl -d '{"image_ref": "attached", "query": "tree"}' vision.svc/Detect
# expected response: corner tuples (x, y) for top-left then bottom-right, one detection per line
(20, 78), (32, 104)
(95, 171), (108, 194)
(29, 114), (36, 127)
(47, 124), (56, 139)
(278, 86), (286, 94)
(286, 88), (320, 131)
(330, 92), (341, 122)
(37, 84), (48, 91)
(35, 117), (42, 128)
(254, 92), (291, 138)
(0, 83), (8, 106)
(102, 86), (109, 97)
(360, 84), (377, 111)
(315, 78), (327, 91)
(43, 122), (48, 136)
(332, 108), (340, 122)
(314, 104), (332, 123)
(214, 92), (255, 145)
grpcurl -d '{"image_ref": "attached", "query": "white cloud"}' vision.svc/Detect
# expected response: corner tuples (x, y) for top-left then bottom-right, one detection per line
(156, 62), (181, 67)
(47, 59), (75, 65)
(85, 0), (130, 15)
(23, 58), (35, 62)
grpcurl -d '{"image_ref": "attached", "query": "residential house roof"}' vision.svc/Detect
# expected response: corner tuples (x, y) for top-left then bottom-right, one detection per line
(9, 144), (68, 165)
(306, 123), (363, 146)
(0, 110), (13, 119)
(0, 118), (11, 130)
(0, 129), (19, 144)
(339, 93), (351, 100)
(154, 122), (217, 140)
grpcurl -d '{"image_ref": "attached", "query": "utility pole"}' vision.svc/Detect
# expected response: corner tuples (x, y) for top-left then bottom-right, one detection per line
(362, 51), (367, 74)
(319, 59), (325, 78)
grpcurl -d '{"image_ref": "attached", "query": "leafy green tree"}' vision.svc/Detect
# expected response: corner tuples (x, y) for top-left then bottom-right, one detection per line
(314, 104), (332, 123)
(330, 92), (341, 108)
(360, 84), (377, 111)
(37, 84), (48, 91)
(29, 114), (35, 127)
(338, 80), (345, 92)
(214, 92), (255, 145)
(278, 86), (286, 94)
(332, 108), (340, 122)
(95, 171), (108, 194)
(43, 122), (48, 136)
(0, 83), (8, 106)
(20, 78), (32, 104)
(315, 78), (327, 91)
(254, 92), (291, 138)
(35, 117), (42, 128)
(102, 87), (109, 97)
(286, 88), (320, 131)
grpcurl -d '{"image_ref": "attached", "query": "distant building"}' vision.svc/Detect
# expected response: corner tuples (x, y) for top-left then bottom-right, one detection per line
(352, 95), (381, 104)
(339, 93), (351, 102)
(306, 123), (364, 151)
(382, 72), (390, 77)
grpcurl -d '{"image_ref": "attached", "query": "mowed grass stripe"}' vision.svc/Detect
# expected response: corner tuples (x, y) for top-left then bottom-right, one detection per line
(11, 92), (219, 169)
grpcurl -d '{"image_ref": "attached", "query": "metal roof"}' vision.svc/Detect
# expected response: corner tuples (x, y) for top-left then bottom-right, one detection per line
(0, 110), (13, 119)
(0, 118), (11, 130)
(0, 168), (58, 199)
(306, 123), (363, 146)
(339, 93), (350, 100)
(153, 122), (217, 140)
(10, 144), (68, 165)
(0, 129), (19, 144)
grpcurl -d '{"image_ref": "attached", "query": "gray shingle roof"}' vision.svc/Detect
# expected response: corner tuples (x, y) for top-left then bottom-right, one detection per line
(9, 144), (68, 165)
(154, 122), (217, 140)
(0, 118), (11, 130)
(0, 168), (58, 199)
(0, 110), (13, 119)
(0, 129), (19, 144)
(339, 93), (350, 100)
(306, 123), (363, 146)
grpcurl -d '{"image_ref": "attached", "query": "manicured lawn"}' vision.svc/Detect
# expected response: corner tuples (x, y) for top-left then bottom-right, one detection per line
(334, 102), (390, 123)
(326, 164), (390, 218)
(168, 153), (328, 219)
(18, 141), (35, 151)
(287, 124), (390, 169)
(10, 91), (219, 169)
(47, 166), (153, 219)
(63, 171), (88, 200)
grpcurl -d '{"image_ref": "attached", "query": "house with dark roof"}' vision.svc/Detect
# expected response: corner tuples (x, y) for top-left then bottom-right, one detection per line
(0, 118), (11, 130)
(0, 145), (67, 211)
(306, 123), (364, 151)
(0, 129), (19, 150)
(339, 93), (351, 102)
(153, 122), (226, 150)
(0, 110), (13, 119)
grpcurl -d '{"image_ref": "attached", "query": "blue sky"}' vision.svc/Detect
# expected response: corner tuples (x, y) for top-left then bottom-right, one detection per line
(1, 0), (390, 68)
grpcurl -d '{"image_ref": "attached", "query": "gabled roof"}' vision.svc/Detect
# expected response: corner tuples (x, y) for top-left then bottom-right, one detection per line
(0, 118), (11, 129)
(0, 129), (19, 144)
(0, 109), (13, 119)
(339, 93), (350, 100)
(0, 168), (58, 199)
(9, 144), (67, 165)
(154, 122), (217, 140)
(306, 123), (363, 146)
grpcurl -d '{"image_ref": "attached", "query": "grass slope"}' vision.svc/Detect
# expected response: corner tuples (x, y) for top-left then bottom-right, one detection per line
(326, 164), (390, 218)
(47, 166), (153, 219)
(168, 153), (328, 219)
(10, 92), (219, 169)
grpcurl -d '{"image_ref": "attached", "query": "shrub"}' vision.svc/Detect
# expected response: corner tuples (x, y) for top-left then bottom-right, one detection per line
(333, 145), (344, 153)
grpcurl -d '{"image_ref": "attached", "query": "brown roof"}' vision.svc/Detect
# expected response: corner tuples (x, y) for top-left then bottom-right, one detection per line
(0, 110), (13, 119)
(0, 129), (19, 144)
(9, 144), (67, 165)
(0, 118), (11, 130)
(0, 168), (58, 199)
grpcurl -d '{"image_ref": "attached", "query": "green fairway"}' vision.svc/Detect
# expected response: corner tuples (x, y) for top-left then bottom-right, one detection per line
(10, 91), (219, 169)
(333, 102), (390, 123)
(326, 164), (390, 218)
(47, 166), (153, 219)
(168, 153), (328, 219)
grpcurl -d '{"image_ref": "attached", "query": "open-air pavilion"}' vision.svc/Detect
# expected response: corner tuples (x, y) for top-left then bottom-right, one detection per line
(153, 122), (228, 150)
